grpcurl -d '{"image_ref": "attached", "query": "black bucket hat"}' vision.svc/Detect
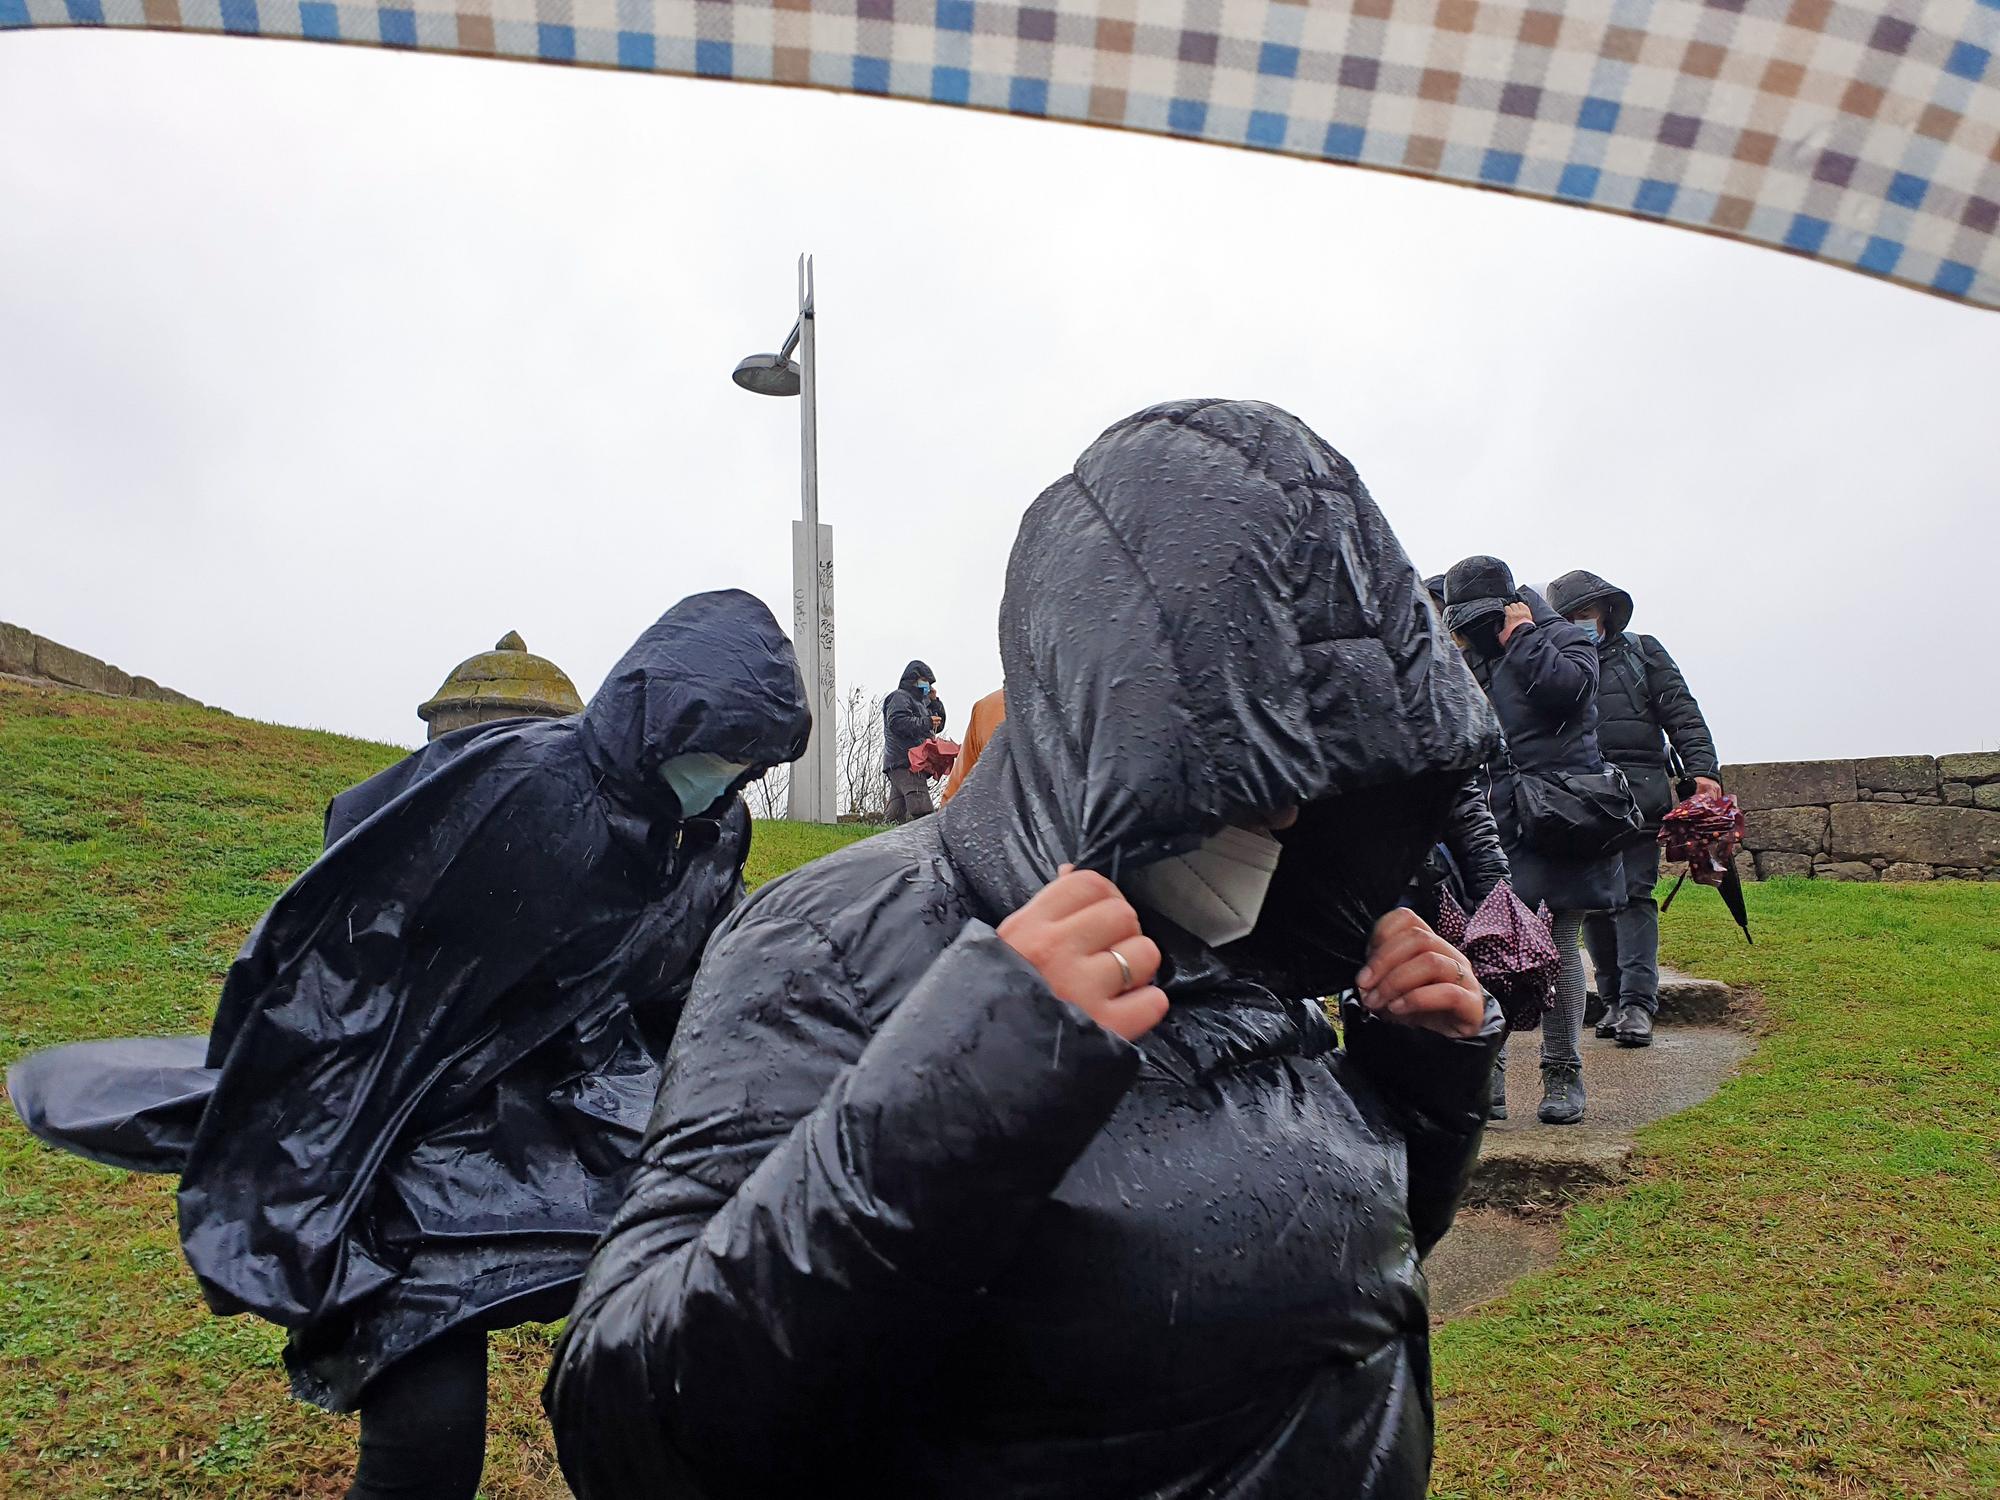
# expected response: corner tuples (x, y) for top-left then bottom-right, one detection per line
(1442, 555), (1517, 635)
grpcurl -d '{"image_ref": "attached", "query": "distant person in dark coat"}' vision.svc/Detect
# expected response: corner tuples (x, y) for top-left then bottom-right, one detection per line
(1548, 570), (1721, 1049)
(882, 660), (943, 823)
(1446, 556), (1623, 1125)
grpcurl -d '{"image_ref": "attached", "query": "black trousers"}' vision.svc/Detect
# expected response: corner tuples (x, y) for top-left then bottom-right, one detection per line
(347, 1325), (488, 1500)
(1583, 841), (1664, 1016)
(885, 767), (935, 824)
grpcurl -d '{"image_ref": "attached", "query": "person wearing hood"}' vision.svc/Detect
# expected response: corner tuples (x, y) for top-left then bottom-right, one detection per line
(1444, 556), (1629, 1125)
(882, 659), (944, 823)
(1547, 570), (1721, 1048)
(7, 591), (811, 1500)
(546, 400), (1506, 1500)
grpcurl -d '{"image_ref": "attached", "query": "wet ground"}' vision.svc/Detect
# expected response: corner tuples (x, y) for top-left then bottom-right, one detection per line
(1426, 983), (1755, 1317)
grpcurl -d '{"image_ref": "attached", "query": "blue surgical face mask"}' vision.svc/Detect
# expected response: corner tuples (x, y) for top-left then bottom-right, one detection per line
(658, 753), (753, 817)
(1576, 618), (1604, 645)
(917, 682), (932, 699)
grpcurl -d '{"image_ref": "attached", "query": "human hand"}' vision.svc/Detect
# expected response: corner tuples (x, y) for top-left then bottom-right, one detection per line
(1498, 602), (1534, 646)
(1353, 908), (1486, 1039)
(1693, 776), (1723, 799)
(998, 866), (1168, 1041)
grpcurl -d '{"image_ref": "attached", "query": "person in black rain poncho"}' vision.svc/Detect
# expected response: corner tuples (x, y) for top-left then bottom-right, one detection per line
(545, 401), (1507, 1500)
(6, 590), (811, 1500)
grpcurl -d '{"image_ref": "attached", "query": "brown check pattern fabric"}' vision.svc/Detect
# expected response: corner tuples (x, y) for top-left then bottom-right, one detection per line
(9, 0), (1996, 309)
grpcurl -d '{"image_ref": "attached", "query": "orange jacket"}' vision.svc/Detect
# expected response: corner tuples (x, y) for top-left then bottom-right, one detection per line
(938, 689), (1005, 805)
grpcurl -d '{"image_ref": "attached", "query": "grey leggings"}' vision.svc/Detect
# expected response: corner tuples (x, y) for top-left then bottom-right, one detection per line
(1542, 911), (1588, 1068)
(1494, 909), (1589, 1076)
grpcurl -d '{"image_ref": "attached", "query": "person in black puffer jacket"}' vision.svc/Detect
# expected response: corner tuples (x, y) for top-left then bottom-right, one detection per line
(545, 399), (1507, 1500)
(882, 659), (944, 823)
(1444, 556), (1623, 1125)
(1547, 570), (1721, 1048)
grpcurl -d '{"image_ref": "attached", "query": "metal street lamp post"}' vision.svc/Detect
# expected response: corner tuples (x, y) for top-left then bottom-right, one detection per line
(733, 255), (837, 824)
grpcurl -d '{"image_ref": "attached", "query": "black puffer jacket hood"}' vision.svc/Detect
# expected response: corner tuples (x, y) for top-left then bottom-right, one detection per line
(945, 398), (1500, 995)
(1547, 569), (1636, 636)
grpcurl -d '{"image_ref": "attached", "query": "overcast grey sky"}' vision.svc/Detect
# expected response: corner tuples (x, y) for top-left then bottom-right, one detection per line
(2, 29), (1994, 763)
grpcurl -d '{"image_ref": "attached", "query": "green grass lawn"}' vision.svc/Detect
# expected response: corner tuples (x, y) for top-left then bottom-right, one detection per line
(3, 677), (1995, 1496)
(1432, 877), (1999, 1499)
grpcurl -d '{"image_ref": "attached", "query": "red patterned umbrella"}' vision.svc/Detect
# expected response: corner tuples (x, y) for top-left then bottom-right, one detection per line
(1659, 791), (1753, 943)
(1435, 881), (1560, 1032)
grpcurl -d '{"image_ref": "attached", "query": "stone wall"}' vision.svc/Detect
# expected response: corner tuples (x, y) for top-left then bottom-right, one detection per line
(0, 620), (207, 709)
(1728, 753), (2000, 882)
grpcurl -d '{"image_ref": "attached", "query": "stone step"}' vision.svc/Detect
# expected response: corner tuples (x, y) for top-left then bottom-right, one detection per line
(1464, 1134), (1632, 1210)
(1464, 1022), (1753, 1212)
(1584, 966), (1740, 1026)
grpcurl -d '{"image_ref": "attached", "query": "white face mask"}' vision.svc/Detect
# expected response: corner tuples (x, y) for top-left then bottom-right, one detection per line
(658, 753), (753, 817)
(1126, 825), (1284, 948)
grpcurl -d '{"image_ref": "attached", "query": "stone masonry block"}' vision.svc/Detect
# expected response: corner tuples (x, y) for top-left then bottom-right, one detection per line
(1756, 851), (1813, 879)
(1939, 752), (2000, 784)
(0, 620), (36, 676)
(1815, 860), (1878, 881)
(1829, 802), (2000, 868)
(1855, 755), (1938, 794)
(1743, 805), (1830, 854)
(1881, 863), (1935, 881)
(1726, 760), (1856, 812)
(33, 636), (133, 697)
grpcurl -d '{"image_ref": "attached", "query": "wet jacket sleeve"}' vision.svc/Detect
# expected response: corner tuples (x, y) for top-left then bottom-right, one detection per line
(546, 918), (1141, 1498)
(1638, 635), (1719, 780)
(1342, 995), (1504, 1256)
(1502, 601), (1599, 720)
(1440, 776), (1509, 907)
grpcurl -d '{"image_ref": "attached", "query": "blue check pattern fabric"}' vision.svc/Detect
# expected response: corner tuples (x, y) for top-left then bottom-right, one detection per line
(7, 0), (1997, 310)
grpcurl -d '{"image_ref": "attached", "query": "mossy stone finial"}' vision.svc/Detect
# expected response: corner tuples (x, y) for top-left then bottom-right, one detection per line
(418, 630), (584, 741)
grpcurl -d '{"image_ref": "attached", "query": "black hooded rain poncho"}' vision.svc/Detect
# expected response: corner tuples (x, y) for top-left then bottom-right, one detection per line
(546, 401), (1505, 1499)
(7, 590), (810, 1411)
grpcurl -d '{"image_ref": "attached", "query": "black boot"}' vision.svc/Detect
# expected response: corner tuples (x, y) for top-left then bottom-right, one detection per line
(1538, 1062), (1585, 1125)
(1593, 998), (1621, 1039)
(1486, 1054), (1509, 1121)
(1614, 1003), (1654, 1048)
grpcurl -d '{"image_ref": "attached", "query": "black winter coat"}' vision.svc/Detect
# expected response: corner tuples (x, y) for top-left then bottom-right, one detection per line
(881, 658), (941, 772)
(1419, 775), (1511, 913)
(1545, 570), (1718, 825)
(1464, 589), (1623, 912)
(546, 400), (1505, 1500)
(8, 591), (811, 1411)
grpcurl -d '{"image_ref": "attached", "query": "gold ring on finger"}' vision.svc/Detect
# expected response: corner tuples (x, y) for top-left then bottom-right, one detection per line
(1109, 947), (1134, 992)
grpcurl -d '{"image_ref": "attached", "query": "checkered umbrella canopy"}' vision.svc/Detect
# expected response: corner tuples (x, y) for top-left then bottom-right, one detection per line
(7, 0), (1996, 309)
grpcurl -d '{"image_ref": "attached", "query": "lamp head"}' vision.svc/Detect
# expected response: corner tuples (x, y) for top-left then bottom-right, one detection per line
(732, 353), (802, 397)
